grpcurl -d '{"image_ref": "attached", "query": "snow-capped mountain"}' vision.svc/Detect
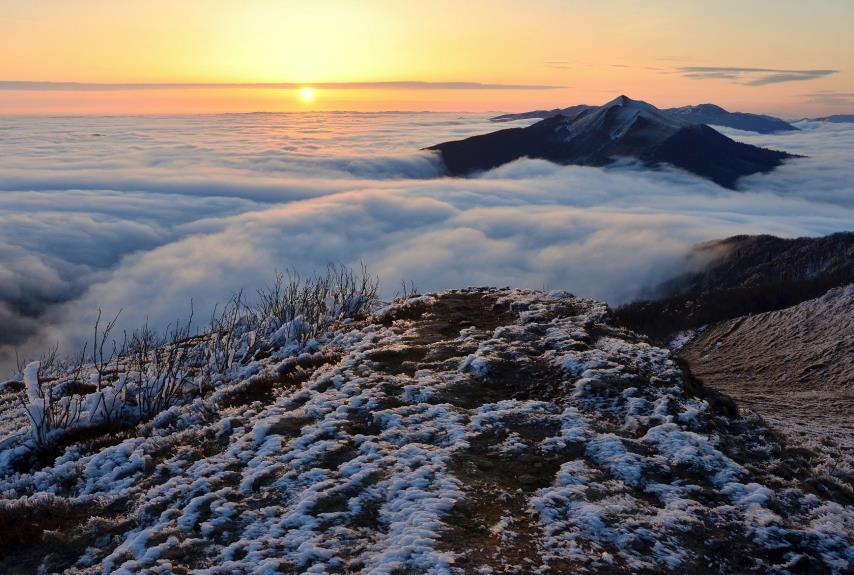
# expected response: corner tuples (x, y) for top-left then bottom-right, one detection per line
(491, 101), (799, 134)
(662, 103), (799, 134)
(1, 287), (852, 573)
(429, 95), (795, 188)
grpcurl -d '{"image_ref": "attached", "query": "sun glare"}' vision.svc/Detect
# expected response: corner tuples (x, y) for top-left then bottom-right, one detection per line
(298, 86), (316, 103)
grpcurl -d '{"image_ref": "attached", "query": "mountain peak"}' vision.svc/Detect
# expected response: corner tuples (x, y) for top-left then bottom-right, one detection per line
(606, 94), (633, 106)
(695, 103), (728, 113)
(596, 95), (670, 123)
(603, 94), (648, 108)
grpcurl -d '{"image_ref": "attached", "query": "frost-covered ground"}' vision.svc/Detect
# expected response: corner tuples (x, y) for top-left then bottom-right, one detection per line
(1, 288), (851, 574)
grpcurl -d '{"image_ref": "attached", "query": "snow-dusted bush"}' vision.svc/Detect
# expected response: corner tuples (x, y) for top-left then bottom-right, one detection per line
(127, 312), (195, 421)
(16, 352), (86, 447)
(205, 263), (379, 372)
(253, 262), (379, 343)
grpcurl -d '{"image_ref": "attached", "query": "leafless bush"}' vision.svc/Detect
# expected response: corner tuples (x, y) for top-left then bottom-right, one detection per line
(255, 263), (379, 343)
(84, 308), (132, 426)
(209, 263), (379, 366)
(91, 309), (123, 392)
(16, 348), (87, 447)
(135, 307), (195, 421)
(205, 290), (249, 374)
(396, 279), (420, 301)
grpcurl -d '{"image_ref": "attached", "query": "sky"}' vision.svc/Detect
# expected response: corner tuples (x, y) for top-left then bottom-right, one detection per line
(1, 0), (853, 115)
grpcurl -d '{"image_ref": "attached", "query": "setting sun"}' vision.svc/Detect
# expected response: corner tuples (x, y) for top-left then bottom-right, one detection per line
(298, 86), (316, 103)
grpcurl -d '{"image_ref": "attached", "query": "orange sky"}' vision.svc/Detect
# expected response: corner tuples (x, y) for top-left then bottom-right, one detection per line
(1, 0), (852, 115)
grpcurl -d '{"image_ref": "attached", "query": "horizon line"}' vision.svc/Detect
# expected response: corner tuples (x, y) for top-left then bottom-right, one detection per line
(0, 80), (565, 92)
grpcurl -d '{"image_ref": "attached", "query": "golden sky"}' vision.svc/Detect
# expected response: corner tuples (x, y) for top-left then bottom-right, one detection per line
(1, 0), (852, 115)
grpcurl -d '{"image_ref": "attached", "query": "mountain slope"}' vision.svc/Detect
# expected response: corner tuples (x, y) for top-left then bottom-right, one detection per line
(491, 101), (798, 134)
(430, 96), (795, 189)
(1, 288), (852, 573)
(615, 232), (854, 340)
(679, 285), (854, 473)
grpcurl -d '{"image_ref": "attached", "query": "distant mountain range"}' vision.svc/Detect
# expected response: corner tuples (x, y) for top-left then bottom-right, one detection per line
(492, 101), (800, 134)
(804, 114), (854, 123)
(428, 95), (796, 189)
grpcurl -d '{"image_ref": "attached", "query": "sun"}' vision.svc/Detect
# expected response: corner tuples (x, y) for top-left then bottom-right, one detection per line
(298, 86), (316, 103)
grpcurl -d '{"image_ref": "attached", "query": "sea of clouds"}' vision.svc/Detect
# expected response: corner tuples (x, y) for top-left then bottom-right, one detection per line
(1, 112), (853, 373)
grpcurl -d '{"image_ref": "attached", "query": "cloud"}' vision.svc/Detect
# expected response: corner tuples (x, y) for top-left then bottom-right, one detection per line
(0, 80), (563, 91)
(543, 60), (571, 70)
(678, 66), (837, 85)
(802, 90), (854, 107)
(2, 113), (854, 373)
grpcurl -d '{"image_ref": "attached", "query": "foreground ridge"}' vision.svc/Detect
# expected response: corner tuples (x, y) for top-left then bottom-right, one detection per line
(0, 288), (851, 574)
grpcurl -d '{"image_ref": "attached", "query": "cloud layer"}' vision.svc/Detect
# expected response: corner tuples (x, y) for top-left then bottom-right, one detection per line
(1, 113), (853, 373)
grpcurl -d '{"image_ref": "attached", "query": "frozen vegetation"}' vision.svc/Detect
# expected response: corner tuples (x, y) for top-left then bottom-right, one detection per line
(0, 280), (851, 573)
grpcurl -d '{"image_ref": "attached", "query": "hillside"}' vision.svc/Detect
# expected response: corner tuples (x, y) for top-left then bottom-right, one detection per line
(1, 287), (851, 574)
(678, 285), (854, 473)
(615, 232), (854, 340)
